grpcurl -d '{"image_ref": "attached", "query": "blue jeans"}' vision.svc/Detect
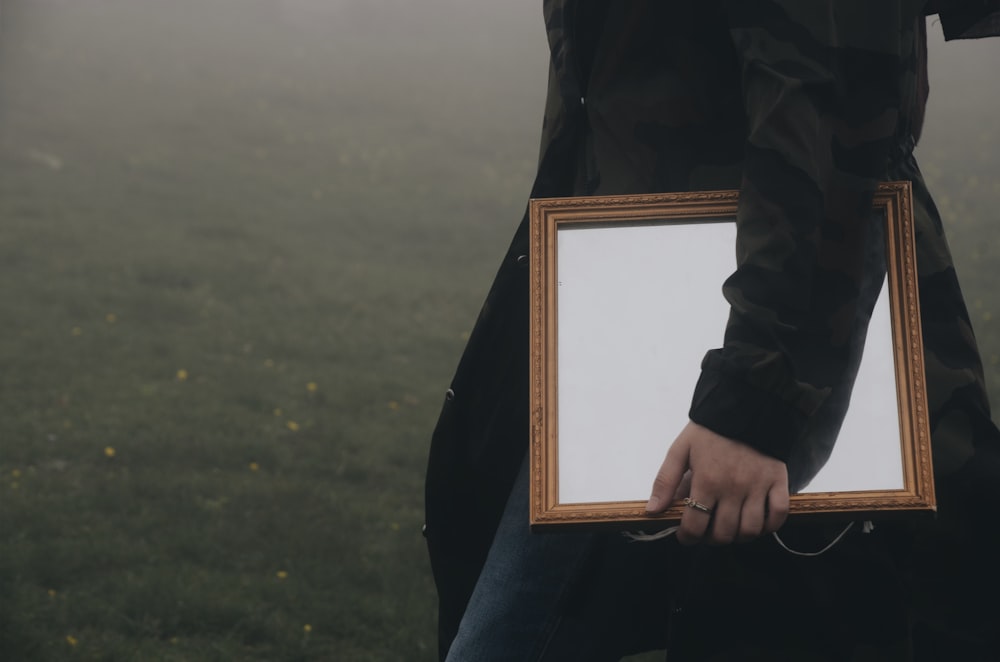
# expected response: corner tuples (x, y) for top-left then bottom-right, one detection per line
(444, 456), (915, 661)
(444, 459), (605, 661)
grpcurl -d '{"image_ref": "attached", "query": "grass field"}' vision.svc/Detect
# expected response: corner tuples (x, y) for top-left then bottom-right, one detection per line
(0, 2), (997, 660)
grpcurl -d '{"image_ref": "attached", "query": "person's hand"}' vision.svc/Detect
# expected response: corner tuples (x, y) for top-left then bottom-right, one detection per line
(644, 421), (789, 545)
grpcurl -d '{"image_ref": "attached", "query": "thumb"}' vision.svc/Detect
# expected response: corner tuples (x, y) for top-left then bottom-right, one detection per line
(645, 434), (691, 514)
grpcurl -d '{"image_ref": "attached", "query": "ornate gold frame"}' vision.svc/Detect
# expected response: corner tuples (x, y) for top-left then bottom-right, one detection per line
(529, 182), (935, 530)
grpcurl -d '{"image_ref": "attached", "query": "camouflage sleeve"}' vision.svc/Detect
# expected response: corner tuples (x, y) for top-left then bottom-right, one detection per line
(688, 0), (925, 462)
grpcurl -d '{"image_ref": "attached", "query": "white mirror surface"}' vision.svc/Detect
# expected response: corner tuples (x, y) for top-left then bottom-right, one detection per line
(556, 221), (903, 506)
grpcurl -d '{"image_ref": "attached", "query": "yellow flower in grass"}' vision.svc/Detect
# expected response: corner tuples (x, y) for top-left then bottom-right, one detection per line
(286, 420), (300, 432)
(104, 446), (116, 458)
(249, 462), (260, 472)
(66, 635), (79, 647)
(306, 382), (318, 393)
(10, 469), (20, 479)
(303, 624), (313, 634)
(276, 570), (288, 580)
(176, 369), (189, 382)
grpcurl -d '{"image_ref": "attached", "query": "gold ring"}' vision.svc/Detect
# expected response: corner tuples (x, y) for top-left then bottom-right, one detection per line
(683, 497), (714, 515)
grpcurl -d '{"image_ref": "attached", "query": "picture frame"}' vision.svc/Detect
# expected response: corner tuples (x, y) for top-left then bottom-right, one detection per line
(528, 182), (935, 531)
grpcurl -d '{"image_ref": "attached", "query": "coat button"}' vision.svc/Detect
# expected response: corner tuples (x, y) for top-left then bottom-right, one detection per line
(515, 254), (528, 265)
(445, 388), (455, 401)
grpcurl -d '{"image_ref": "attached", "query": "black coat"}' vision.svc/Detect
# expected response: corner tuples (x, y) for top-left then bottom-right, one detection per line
(425, 1), (1000, 658)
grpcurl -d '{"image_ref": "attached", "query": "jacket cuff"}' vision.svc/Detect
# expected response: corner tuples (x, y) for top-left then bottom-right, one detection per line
(688, 355), (809, 464)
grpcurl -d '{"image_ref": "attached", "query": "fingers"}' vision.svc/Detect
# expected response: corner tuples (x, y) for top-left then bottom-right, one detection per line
(764, 480), (790, 533)
(645, 422), (791, 546)
(677, 494), (770, 546)
(672, 470), (693, 500)
(710, 498), (745, 545)
(676, 491), (720, 545)
(736, 494), (766, 542)
(645, 439), (690, 514)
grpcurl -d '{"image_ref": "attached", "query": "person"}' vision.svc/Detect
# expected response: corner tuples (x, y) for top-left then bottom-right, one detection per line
(425, 1), (1000, 660)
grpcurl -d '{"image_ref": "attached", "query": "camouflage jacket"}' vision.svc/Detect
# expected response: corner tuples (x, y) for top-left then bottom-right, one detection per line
(530, 0), (1000, 485)
(425, 1), (1000, 655)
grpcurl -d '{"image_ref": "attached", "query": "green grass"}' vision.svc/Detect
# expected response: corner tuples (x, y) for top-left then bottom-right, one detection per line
(0, 2), (997, 660)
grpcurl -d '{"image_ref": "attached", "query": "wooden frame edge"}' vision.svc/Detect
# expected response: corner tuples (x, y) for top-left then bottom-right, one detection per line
(529, 184), (934, 531)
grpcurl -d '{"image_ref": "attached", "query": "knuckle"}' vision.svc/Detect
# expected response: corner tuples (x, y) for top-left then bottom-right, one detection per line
(677, 519), (705, 546)
(771, 500), (790, 518)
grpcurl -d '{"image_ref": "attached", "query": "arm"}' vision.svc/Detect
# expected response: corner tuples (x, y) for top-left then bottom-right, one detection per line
(647, 0), (924, 543)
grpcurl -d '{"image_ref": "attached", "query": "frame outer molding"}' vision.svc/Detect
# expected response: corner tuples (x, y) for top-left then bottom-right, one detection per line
(529, 183), (934, 531)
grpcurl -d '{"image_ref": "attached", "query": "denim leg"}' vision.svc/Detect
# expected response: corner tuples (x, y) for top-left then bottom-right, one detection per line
(444, 457), (599, 662)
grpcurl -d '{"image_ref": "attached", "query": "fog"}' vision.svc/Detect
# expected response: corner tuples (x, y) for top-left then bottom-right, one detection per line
(0, 1), (997, 658)
(2, 1), (996, 274)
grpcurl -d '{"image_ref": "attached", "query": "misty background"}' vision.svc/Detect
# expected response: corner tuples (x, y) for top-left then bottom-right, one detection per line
(0, 1), (997, 659)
